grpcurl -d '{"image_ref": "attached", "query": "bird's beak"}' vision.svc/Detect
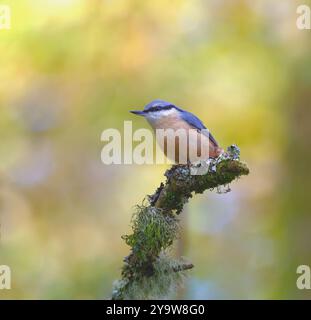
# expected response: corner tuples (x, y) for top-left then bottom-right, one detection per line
(130, 110), (145, 116)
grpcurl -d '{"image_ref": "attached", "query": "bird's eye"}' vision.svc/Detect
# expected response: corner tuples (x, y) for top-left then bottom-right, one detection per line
(146, 105), (173, 112)
(150, 107), (160, 112)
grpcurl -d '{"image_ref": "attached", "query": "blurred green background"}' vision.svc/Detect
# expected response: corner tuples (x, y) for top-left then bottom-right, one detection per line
(0, 0), (311, 299)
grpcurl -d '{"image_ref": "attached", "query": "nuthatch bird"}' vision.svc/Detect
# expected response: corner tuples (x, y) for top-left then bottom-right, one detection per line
(130, 100), (223, 163)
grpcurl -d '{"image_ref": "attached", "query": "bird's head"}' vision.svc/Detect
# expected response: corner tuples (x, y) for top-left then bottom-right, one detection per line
(130, 100), (179, 124)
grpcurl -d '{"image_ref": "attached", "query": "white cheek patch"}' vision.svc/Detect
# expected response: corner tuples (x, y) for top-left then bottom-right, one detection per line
(158, 109), (177, 117)
(146, 109), (177, 122)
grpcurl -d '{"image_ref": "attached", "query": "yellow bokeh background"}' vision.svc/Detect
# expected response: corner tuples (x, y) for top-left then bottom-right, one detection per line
(0, 0), (311, 299)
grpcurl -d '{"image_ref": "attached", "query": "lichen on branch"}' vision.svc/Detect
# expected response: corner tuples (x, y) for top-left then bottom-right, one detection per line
(112, 145), (249, 300)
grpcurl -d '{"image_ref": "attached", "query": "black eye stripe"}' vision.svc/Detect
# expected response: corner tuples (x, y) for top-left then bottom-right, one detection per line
(163, 105), (173, 110)
(145, 105), (173, 113)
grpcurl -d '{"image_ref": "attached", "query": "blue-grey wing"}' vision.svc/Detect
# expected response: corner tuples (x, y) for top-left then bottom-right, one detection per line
(180, 110), (219, 147)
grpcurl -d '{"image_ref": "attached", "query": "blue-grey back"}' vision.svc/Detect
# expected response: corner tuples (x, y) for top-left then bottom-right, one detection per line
(178, 109), (219, 147)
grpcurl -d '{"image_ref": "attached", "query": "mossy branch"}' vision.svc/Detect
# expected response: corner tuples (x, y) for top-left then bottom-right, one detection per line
(112, 145), (249, 300)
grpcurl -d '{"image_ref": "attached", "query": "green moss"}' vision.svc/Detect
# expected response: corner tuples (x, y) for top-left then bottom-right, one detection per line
(157, 159), (249, 212)
(113, 254), (189, 300)
(122, 206), (179, 263)
(160, 189), (187, 213)
(112, 146), (250, 300)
